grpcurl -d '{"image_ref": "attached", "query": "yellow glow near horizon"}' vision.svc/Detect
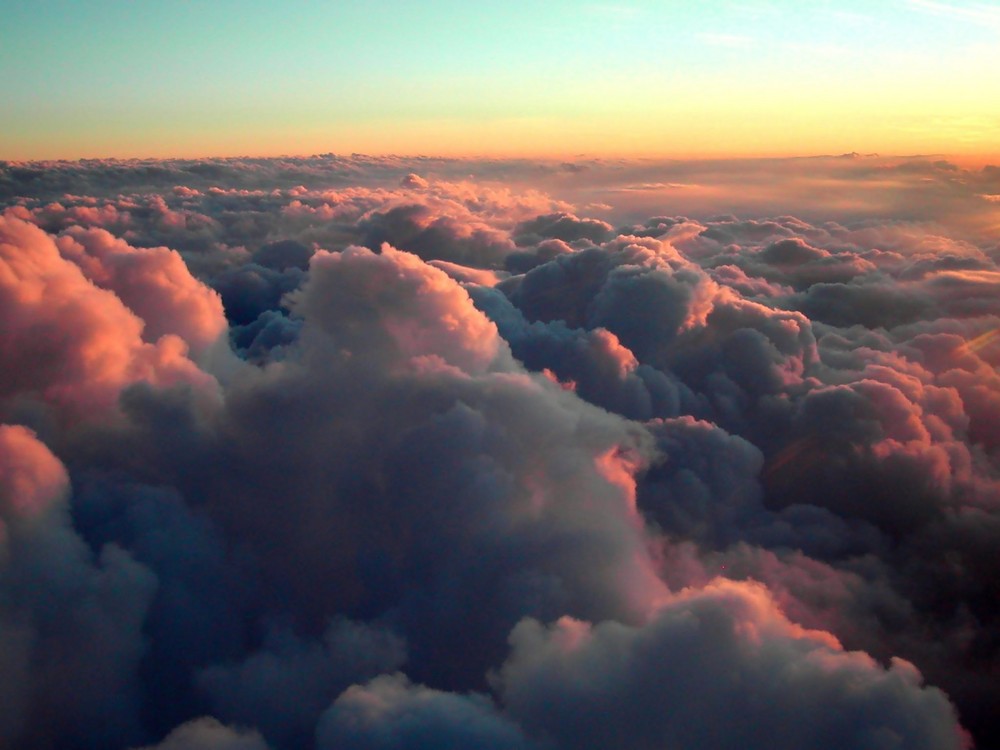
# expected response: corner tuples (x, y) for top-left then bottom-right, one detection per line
(7, 107), (997, 163)
(2, 2), (999, 162)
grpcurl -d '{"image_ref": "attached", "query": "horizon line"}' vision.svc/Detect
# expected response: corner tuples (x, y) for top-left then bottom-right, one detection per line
(6, 150), (999, 166)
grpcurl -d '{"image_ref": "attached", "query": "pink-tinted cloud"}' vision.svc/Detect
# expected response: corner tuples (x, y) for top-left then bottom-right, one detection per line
(55, 227), (227, 358)
(0, 216), (214, 422)
(0, 423), (68, 524)
(292, 244), (507, 375)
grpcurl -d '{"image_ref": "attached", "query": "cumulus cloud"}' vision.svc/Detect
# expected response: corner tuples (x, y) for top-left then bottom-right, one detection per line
(0, 425), (156, 749)
(512, 211), (613, 245)
(54, 226), (228, 358)
(317, 673), (534, 750)
(0, 216), (215, 425)
(291, 244), (509, 374)
(358, 204), (515, 266)
(198, 619), (406, 749)
(497, 580), (970, 750)
(2, 153), (999, 749)
(135, 718), (271, 750)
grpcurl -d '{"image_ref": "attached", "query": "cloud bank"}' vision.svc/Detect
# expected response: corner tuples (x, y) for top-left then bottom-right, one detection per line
(1, 153), (997, 748)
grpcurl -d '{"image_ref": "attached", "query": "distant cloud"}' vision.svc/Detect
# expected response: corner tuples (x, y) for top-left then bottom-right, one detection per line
(610, 182), (693, 191)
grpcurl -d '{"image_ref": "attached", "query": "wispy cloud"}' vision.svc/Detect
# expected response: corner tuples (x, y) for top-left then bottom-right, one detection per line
(696, 32), (755, 49)
(820, 8), (875, 25)
(905, 0), (1000, 28)
(610, 181), (694, 191)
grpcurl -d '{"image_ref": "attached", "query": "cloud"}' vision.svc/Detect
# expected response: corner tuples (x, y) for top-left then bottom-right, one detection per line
(358, 204), (515, 266)
(316, 674), (534, 750)
(134, 718), (271, 750)
(905, 0), (1000, 29)
(512, 212), (613, 245)
(54, 226), (229, 359)
(0, 423), (69, 524)
(198, 619), (406, 749)
(0, 216), (215, 424)
(0, 425), (156, 748)
(497, 580), (971, 750)
(290, 244), (508, 374)
(399, 173), (429, 189)
(2, 154), (999, 748)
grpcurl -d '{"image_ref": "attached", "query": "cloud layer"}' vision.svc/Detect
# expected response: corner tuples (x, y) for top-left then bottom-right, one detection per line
(1, 153), (997, 749)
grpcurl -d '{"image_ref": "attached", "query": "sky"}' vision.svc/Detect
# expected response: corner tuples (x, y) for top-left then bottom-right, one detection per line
(2, 2), (1000, 750)
(2, 0), (1000, 159)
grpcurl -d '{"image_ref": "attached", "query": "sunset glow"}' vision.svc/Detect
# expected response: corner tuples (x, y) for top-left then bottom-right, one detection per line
(2, 2), (999, 750)
(3, 1), (1000, 160)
